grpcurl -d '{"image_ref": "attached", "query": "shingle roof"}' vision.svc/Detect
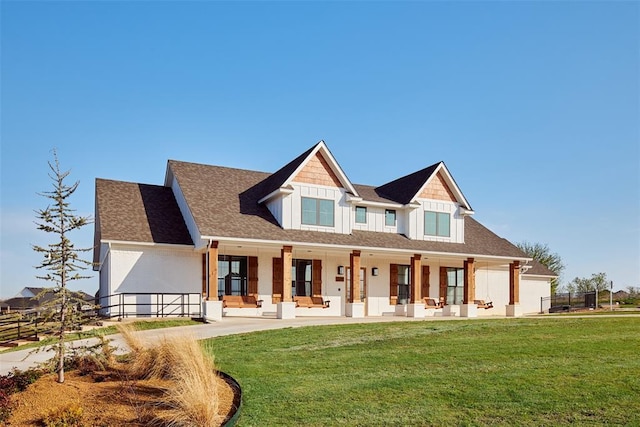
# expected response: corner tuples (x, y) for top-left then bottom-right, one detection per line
(166, 160), (527, 258)
(254, 143), (317, 199)
(95, 179), (193, 246)
(376, 163), (441, 205)
(524, 259), (557, 277)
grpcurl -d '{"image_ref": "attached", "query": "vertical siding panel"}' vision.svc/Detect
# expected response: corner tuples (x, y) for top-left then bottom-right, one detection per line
(439, 267), (448, 304)
(248, 256), (258, 295)
(312, 259), (322, 296)
(389, 264), (398, 305)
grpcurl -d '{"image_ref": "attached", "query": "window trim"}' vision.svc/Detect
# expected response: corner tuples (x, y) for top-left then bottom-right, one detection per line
(217, 255), (248, 298)
(424, 210), (451, 237)
(301, 197), (335, 227)
(385, 209), (397, 227)
(355, 206), (367, 224)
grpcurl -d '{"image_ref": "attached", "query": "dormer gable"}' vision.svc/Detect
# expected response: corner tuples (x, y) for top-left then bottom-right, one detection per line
(258, 141), (358, 203)
(377, 162), (473, 212)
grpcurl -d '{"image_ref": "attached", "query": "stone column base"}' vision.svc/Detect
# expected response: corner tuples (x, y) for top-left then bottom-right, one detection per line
(277, 302), (297, 319)
(406, 303), (426, 318)
(506, 304), (522, 317)
(203, 300), (223, 322)
(460, 303), (478, 318)
(346, 302), (366, 318)
(443, 304), (459, 317)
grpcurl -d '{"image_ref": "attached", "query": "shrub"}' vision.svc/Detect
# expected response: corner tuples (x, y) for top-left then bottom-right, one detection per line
(41, 403), (84, 427)
(0, 389), (14, 423)
(0, 368), (45, 422)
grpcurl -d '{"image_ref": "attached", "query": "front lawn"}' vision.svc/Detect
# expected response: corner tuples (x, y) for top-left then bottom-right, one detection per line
(206, 317), (640, 426)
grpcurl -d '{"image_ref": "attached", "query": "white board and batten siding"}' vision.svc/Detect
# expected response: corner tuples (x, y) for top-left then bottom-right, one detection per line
(408, 200), (464, 243)
(104, 244), (201, 317)
(272, 184), (351, 234)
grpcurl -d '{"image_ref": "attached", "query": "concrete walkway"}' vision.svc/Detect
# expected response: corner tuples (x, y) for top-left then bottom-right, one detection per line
(0, 315), (457, 375)
(2, 313), (638, 375)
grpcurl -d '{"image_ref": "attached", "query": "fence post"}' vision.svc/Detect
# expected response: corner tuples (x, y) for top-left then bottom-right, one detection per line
(17, 318), (21, 339)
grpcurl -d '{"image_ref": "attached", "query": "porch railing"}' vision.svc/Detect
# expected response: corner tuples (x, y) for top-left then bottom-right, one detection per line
(99, 292), (202, 319)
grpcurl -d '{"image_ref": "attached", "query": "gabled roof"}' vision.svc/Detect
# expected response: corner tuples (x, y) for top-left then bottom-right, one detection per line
(523, 259), (557, 277)
(162, 160), (526, 259)
(95, 179), (193, 246)
(376, 162), (472, 210)
(257, 141), (359, 203)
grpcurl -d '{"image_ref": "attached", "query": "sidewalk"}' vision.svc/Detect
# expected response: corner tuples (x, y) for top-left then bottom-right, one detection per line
(0, 315), (443, 375)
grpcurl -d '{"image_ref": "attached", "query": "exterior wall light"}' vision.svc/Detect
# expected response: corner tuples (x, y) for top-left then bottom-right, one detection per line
(337, 266), (345, 275)
(372, 267), (379, 276)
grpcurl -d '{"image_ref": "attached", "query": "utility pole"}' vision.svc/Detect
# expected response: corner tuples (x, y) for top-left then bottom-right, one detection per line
(610, 280), (613, 311)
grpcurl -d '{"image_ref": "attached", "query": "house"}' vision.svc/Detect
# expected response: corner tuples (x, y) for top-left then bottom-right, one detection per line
(1, 287), (95, 314)
(93, 141), (554, 320)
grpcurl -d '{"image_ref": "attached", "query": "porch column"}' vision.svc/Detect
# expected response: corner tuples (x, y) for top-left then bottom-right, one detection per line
(346, 250), (365, 318)
(207, 241), (218, 300)
(407, 254), (425, 318)
(277, 245), (296, 319)
(460, 257), (478, 318)
(507, 261), (522, 317)
(203, 241), (223, 322)
(349, 250), (361, 303)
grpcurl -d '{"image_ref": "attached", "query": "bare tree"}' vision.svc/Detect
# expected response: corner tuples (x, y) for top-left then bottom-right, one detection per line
(32, 150), (92, 383)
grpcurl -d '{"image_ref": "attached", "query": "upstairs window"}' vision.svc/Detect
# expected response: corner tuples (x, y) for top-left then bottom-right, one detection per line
(302, 197), (334, 227)
(385, 209), (396, 227)
(425, 211), (450, 237)
(355, 206), (367, 224)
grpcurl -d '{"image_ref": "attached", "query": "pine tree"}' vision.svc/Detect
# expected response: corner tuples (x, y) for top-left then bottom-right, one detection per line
(32, 149), (92, 383)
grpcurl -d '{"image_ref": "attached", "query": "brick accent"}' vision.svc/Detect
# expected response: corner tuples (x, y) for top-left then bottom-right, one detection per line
(292, 152), (342, 187)
(420, 172), (456, 202)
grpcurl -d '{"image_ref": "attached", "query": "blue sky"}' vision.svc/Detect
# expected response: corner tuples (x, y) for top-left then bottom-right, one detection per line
(1, 1), (638, 298)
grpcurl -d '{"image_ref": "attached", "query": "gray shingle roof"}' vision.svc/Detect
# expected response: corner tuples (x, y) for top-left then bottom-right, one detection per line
(376, 162), (441, 205)
(95, 179), (193, 246)
(166, 160), (527, 258)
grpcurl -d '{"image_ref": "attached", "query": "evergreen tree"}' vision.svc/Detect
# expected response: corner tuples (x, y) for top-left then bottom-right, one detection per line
(32, 150), (92, 383)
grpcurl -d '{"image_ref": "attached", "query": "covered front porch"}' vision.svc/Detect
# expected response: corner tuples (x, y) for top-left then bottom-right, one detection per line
(200, 240), (527, 322)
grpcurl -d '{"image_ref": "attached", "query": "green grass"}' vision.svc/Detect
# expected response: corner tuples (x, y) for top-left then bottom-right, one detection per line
(0, 318), (202, 353)
(206, 318), (640, 426)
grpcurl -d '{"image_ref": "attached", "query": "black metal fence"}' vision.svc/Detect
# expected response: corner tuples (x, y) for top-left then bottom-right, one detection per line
(543, 291), (597, 313)
(99, 292), (202, 319)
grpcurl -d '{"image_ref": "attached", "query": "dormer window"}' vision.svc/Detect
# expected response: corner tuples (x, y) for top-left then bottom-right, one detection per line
(302, 197), (334, 227)
(425, 211), (450, 237)
(385, 209), (396, 227)
(355, 206), (367, 224)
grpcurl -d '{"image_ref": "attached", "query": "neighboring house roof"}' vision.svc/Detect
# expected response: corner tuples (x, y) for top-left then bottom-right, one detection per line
(95, 179), (193, 246)
(101, 159), (528, 259)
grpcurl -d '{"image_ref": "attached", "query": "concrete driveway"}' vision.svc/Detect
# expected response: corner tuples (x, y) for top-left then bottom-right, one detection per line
(0, 315), (450, 375)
